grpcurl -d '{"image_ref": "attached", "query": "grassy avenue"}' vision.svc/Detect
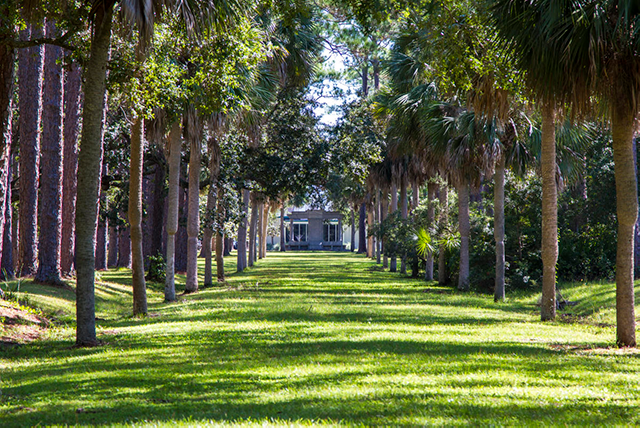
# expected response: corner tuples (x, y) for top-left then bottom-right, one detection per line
(1, 252), (640, 426)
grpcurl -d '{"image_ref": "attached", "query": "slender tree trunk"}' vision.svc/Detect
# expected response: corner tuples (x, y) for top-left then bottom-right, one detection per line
(2, 147), (14, 280)
(367, 203), (374, 258)
(457, 183), (470, 291)
(494, 154), (506, 302)
(108, 225), (118, 267)
(224, 237), (232, 256)
(358, 202), (367, 254)
(36, 21), (64, 285)
(61, 62), (81, 276)
(18, 22), (44, 277)
(390, 183), (398, 272)
(540, 104), (557, 321)
(425, 183), (436, 281)
(376, 192), (381, 264)
(185, 112), (201, 293)
(280, 203), (286, 251)
(261, 203), (268, 258)
(95, 220), (107, 270)
(149, 157), (165, 258)
(611, 101), (637, 347)
(237, 189), (249, 272)
(175, 184), (188, 273)
(400, 178), (408, 274)
(350, 206), (355, 252)
(0, 27), (13, 280)
(128, 116), (147, 314)
(412, 180), (420, 211)
(382, 191), (389, 269)
(438, 185), (449, 285)
(257, 202), (264, 259)
(117, 226), (131, 268)
(248, 197), (259, 266)
(164, 121), (181, 301)
(75, 2), (114, 346)
(203, 181), (215, 287)
(215, 185), (225, 282)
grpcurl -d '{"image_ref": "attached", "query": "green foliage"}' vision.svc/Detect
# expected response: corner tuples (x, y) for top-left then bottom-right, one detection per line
(145, 252), (166, 283)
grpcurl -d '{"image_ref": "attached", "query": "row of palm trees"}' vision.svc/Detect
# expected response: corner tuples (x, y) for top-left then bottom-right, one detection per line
(355, 1), (639, 347)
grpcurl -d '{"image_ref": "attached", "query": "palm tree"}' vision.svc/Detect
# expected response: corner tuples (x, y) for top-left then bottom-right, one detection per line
(164, 119), (182, 302)
(75, 0), (248, 345)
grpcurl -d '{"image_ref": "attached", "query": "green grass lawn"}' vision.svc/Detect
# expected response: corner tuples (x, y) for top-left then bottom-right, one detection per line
(2, 252), (640, 426)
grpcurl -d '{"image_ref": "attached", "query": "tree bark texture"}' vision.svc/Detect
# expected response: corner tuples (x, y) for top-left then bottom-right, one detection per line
(494, 154), (506, 302)
(260, 203), (268, 258)
(185, 113), (201, 293)
(75, 2), (113, 346)
(438, 186), (448, 285)
(248, 197), (259, 266)
(540, 105), (557, 321)
(358, 202), (367, 254)
(203, 181), (215, 287)
(257, 201), (263, 260)
(237, 189), (249, 272)
(412, 181), (420, 211)
(1, 148), (14, 280)
(280, 203), (286, 251)
(457, 183), (470, 291)
(107, 225), (118, 267)
(18, 23), (44, 277)
(117, 226), (131, 268)
(164, 121), (181, 301)
(95, 221), (107, 270)
(128, 116), (148, 314)
(367, 203), (374, 259)
(381, 191), (389, 269)
(400, 178), (408, 274)
(149, 156), (166, 258)
(611, 101), (637, 347)
(61, 62), (81, 276)
(425, 183), (436, 281)
(216, 186), (225, 282)
(390, 183), (398, 272)
(175, 171), (188, 273)
(36, 21), (64, 285)
(350, 207), (355, 252)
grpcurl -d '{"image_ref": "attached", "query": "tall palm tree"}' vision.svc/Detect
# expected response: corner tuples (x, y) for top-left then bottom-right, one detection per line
(75, 0), (248, 346)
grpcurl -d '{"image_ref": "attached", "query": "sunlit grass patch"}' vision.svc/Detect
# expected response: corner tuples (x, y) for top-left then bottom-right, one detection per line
(1, 251), (640, 426)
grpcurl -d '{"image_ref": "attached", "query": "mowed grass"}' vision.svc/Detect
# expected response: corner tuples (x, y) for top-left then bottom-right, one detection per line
(2, 252), (640, 426)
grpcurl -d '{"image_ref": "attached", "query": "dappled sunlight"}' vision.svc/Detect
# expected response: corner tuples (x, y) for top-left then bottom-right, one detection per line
(1, 252), (639, 426)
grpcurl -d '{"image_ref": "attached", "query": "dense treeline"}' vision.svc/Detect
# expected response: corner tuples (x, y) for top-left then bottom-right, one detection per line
(1, 0), (640, 349)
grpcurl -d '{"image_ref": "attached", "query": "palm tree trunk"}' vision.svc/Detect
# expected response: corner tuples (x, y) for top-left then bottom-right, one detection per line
(350, 206), (355, 252)
(129, 116), (148, 315)
(18, 22), (44, 277)
(164, 120), (181, 302)
(425, 183), (436, 281)
(61, 61), (81, 276)
(203, 182), (215, 287)
(494, 154), (506, 302)
(215, 185), (225, 282)
(261, 203), (269, 258)
(2, 148), (14, 280)
(540, 104), (557, 321)
(280, 203), (286, 252)
(438, 185), (448, 285)
(75, 1), (114, 346)
(611, 101), (637, 347)
(381, 191), (389, 269)
(400, 178), (408, 274)
(149, 157), (166, 258)
(36, 20), (64, 285)
(458, 183), (470, 291)
(117, 225), (131, 267)
(185, 112), (201, 294)
(248, 197), (259, 266)
(358, 202), (367, 254)
(95, 219), (108, 270)
(376, 192), (381, 264)
(412, 180), (420, 211)
(367, 204), (374, 258)
(237, 189), (249, 272)
(390, 183), (398, 272)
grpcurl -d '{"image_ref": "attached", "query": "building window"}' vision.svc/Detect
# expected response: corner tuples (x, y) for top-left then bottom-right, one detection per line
(323, 223), (338, 242)
(292, 223), (307, 242)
